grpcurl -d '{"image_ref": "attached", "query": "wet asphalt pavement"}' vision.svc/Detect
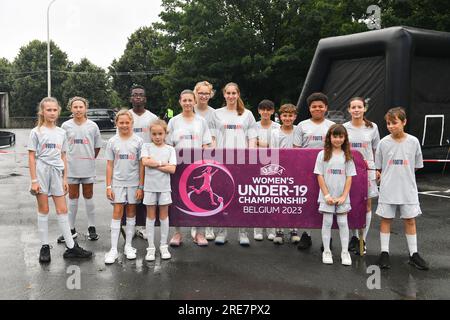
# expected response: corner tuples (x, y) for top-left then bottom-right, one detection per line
(0, 129), (449, 300)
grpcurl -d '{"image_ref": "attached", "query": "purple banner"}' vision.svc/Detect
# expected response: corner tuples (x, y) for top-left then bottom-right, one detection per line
(165, 148), (368, 229)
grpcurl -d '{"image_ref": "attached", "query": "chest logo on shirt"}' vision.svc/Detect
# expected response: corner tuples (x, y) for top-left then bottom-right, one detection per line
(69, 138), (89, 145)
(224, 124), (243, 130)
(179, 134), (199, 140)
(388, 159), (409, 166)
(307, 135), (325, 143)
(134, 127), (149, 133)
(351, 142), (369, 149)
(41, 143), (62, 150)
(327, 169), (345, 175)
(115, 153), (137, 160)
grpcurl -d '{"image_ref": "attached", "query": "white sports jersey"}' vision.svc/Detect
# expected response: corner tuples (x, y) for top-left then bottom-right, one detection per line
(256, 121), (280, 147)
(210, 107), (257, 148)
(28, 126), (67, 171)
(166, 114), (212, 149)
(194, 105), (215, 129)
(343, 121), (380, 180)
(293, 119), (335, 148)
(141, 143), (177, 192)
(314, 150), (356, 204)
(270, 126), (297, 148)
(61, 119), (102, 178)
(105, 134), (143, 187)
(375, 134), (423, 205)
(130, 109), (158, 144)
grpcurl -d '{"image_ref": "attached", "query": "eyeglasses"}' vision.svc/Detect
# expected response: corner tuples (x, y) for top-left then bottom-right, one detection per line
(197, 92), (211, 96)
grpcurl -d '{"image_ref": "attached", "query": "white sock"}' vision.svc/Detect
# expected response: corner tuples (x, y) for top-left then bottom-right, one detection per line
(406, 234), (418, 256)
(364, 211), (372, 240)
(337, 214), (349, 253)
(146, 218), (155, 248)
(321, 214), (333, 252)
(37, 213), (49, 246)
(125, 217), (136, 247)
(380, 232), (390, 253)
(57, 214), (75, 249)
(160, 218), (169, 246)
(68, 198), (78, 229)
(84, 198), (95, 227)
(110, 219), (121, 251)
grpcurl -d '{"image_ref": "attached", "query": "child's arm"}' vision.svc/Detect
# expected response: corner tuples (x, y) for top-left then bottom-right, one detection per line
(106, 160), (114, 201)
(336, 176), (352, 205)
(248, 138), (257, 148)
(158, 164), (176, 174)
(61, 152), (69, 194)
(135, 161), (144, 201)
(317, 174), (335, 205)
(94, 148), (101, 158)
(142, 156), (160, 168)
(28, 151), (40, 194)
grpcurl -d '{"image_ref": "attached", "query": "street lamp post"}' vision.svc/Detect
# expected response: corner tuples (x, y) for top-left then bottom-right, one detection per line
(47, 0), (57, 97)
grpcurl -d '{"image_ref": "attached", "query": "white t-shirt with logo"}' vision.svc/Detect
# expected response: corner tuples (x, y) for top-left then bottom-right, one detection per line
(141, 143), (177, 192)
(61, 119), (102, 178)
(166, 114), (212, 149)
(130, 109), (158, 144)
(210, 107), (257, 148)
(256, 121), (280, 147)
(28, 126), (67, 171)
(293, 119), (335, 148)
(270, 126), (297, 148)
(194, 105), (215, 129)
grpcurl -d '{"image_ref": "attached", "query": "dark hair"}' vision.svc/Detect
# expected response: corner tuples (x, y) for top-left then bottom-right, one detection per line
(348, 97), (373, 128)
(307, 92), (328, 107)
(323, 124), (352, 162)
(258, 99), (275, 110)
(385, 107), (407, 122)
(130, 84), (146, 96)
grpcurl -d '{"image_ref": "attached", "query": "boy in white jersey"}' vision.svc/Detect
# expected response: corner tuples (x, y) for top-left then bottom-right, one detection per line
(293, 92), (335, 250)
(375, 107), (429, 270)
(142, 120), (177, 261)
(127, 85), (158, 239)
(104, 110), (144, 264)
(344, 97), (380, 255)
(28, 97), (92, 263)
(254, 99), (280, 241)
(58, 97), (102, 243)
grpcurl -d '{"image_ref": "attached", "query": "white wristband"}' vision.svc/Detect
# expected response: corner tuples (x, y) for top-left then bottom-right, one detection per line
(106, 185), (112, 189)
(31, 179), (38, 183)
(324, 194), (331, 200)
(159, 160), (162, 167)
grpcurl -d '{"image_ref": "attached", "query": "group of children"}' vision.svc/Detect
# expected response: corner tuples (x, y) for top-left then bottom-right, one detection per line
(28, 83), (429, 271)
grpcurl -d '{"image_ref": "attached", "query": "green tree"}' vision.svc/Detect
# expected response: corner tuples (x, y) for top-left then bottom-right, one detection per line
(0, 58), (12, 92)
(61, 58), (113, 110)
(10, 40), (69, 116)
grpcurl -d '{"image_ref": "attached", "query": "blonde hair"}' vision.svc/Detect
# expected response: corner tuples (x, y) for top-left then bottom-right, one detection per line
(115, 109), (134, 124)
(67, 96), (89, 119)
(150, 119), (168, 133)
(223, 82), (245, 116)
(37, 97), (61, 129)
(194, 81), (215, 99)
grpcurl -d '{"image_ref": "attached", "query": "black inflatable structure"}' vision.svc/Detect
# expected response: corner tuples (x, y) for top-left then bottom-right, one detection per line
(297, 26), (450, 170)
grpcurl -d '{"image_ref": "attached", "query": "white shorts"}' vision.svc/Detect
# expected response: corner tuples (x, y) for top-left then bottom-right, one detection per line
(67, 177), (95, 185)
(34, 162), (65, 197)
(376, 203), (422, 219)
(319, 202), (351, 214)
(143, 191), (172, 206)
(368, 179), (379, 199)
(111, 186), (140, 204)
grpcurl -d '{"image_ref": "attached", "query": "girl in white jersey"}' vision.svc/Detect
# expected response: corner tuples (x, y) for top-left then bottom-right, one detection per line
(58, 97), (102, 244)
(28, 97), (92, 263)
(104, 110), (144, 264)
(375, 107), (429, 270)
(210, 82), (257, 246)
(314, 124), (356, 266)
(141, 119), (177, 261)
(193, 81), (216, 241)
(167, 90), (212, 247)
(343, 97), (380, 255)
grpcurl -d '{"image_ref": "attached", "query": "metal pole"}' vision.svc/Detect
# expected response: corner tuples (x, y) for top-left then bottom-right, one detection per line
(47, 0), (57, 97)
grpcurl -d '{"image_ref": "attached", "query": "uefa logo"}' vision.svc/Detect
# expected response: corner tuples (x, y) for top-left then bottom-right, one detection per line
(176, 160), (235, 216)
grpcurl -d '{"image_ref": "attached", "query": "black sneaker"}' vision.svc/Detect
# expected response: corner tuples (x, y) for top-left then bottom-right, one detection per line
(39, 245), (51, 263)
(320, 237), (333, 252)
(409, 252), (429, 271)
(354, 240), (367, 256)
(297, 232), (312, 250)
(348, 236), (359, 253)
(378, 251), (391, 269)
(63, 242), (93, 259)
(57, 228), (78, 243)
(87, 226), (99, 241)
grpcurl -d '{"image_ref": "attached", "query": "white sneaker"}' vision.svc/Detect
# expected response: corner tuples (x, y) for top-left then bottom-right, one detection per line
(124, 244), (137, 260)
(266, 228), (276, 241)
(135, 226), (147, 239)
(273, 230), (284, 244)
(145, 247), (156, 261)
(253, 228), (264, 241)
(190, 227), (197, 239)
(160, 245), (171, 260)
(322, 250), (333, 264)
(215, 229), (227, 245)
(104, 249), (119, 264)
(239, 232), (250, 246)
(341, 251), (352, 266)
(205, 227), (215, 240)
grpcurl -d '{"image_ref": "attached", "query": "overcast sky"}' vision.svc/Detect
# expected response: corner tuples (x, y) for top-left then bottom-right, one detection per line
(0, 0), (163, 69)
